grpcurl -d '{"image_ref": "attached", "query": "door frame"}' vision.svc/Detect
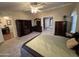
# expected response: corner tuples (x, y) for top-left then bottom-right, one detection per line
(43, 17), (53, 30)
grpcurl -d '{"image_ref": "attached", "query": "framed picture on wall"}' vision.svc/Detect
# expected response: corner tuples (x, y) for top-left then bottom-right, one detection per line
(7, 20), (11, 25)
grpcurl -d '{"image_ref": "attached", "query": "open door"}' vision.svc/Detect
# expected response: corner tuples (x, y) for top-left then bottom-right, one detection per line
(43, 17), (53, 30)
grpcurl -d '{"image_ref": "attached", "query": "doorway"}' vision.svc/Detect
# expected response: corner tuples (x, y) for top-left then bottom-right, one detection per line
(43, 17), (53, 30)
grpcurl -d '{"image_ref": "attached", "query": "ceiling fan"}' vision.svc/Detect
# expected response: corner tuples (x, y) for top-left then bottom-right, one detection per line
(29, 2), (46, 13)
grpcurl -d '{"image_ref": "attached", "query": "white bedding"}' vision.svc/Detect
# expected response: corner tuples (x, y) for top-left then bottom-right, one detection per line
(26, 34), (77, 57)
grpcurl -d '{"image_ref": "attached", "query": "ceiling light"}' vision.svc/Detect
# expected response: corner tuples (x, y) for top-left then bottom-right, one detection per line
(31, 7), (38, 13)
(30, 2), (45, 13)
(3, 16), (9, 19)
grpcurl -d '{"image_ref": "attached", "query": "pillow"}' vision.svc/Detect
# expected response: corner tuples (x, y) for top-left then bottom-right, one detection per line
(66, 33), (73, 37)
(66, 38), (79, 48)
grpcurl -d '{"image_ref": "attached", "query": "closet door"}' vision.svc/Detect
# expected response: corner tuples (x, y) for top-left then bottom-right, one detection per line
(55, 21), (67, 36)
(23, 20), (32, 35)
(16, 20), (22, 37)
(16, 20), (32, 37)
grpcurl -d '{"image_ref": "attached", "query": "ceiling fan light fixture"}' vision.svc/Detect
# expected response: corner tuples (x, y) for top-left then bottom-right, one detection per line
(30, 2), (45, 13)
(31, 7), (38, 13)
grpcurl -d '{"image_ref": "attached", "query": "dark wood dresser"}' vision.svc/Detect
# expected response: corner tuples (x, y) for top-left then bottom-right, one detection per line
(16, 20), (32, 37)
(2, 27), (13, 41)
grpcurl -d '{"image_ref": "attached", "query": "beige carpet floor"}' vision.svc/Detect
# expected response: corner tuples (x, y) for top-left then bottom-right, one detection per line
(0, 32), (40, 57)
(0, 29), (78, 57)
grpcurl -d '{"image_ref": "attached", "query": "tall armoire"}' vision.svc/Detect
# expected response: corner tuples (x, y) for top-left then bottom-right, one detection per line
(16, 20), (32, 37)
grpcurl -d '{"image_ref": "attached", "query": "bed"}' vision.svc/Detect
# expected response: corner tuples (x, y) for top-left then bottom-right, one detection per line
(21, 34), (77, 57)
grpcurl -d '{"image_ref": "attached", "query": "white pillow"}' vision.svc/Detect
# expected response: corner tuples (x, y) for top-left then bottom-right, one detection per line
(66, 38), (79, 48)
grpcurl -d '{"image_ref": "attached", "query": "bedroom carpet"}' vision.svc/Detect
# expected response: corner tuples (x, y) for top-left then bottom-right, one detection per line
(0, 29), (78, 57)
(0, 32), (40, 57)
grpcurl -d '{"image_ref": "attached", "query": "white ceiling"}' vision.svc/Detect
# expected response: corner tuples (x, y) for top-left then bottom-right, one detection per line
(0, 2), (74, 12)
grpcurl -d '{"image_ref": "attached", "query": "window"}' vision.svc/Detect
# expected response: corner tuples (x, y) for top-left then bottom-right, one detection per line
(71, 11), (77, 33)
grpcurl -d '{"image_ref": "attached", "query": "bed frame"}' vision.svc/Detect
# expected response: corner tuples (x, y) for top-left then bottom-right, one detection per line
(21, 33), (79, 57)
(21, 34), (43, 57)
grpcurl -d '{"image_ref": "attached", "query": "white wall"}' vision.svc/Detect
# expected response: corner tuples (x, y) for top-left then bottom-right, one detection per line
(0, 4), (76, 37)
(36, 4), (73, 21)
(0, 17), (17, 37)
(37, 4), (74, 34)
(74, 3), (79, 32)
(0, 27), (4, 43)
(0, 11), (34, 37)
(69, 3), (79, 32)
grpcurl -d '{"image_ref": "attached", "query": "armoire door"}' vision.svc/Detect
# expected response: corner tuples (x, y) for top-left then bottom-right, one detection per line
(16, 20), (22, 37)
(16, 20), (32, 37)
(55, 21), (67, 36)
(23, 20), (32, 35)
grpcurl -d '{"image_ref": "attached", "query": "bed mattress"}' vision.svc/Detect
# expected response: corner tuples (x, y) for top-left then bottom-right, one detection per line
(22, 34), (77, 57)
